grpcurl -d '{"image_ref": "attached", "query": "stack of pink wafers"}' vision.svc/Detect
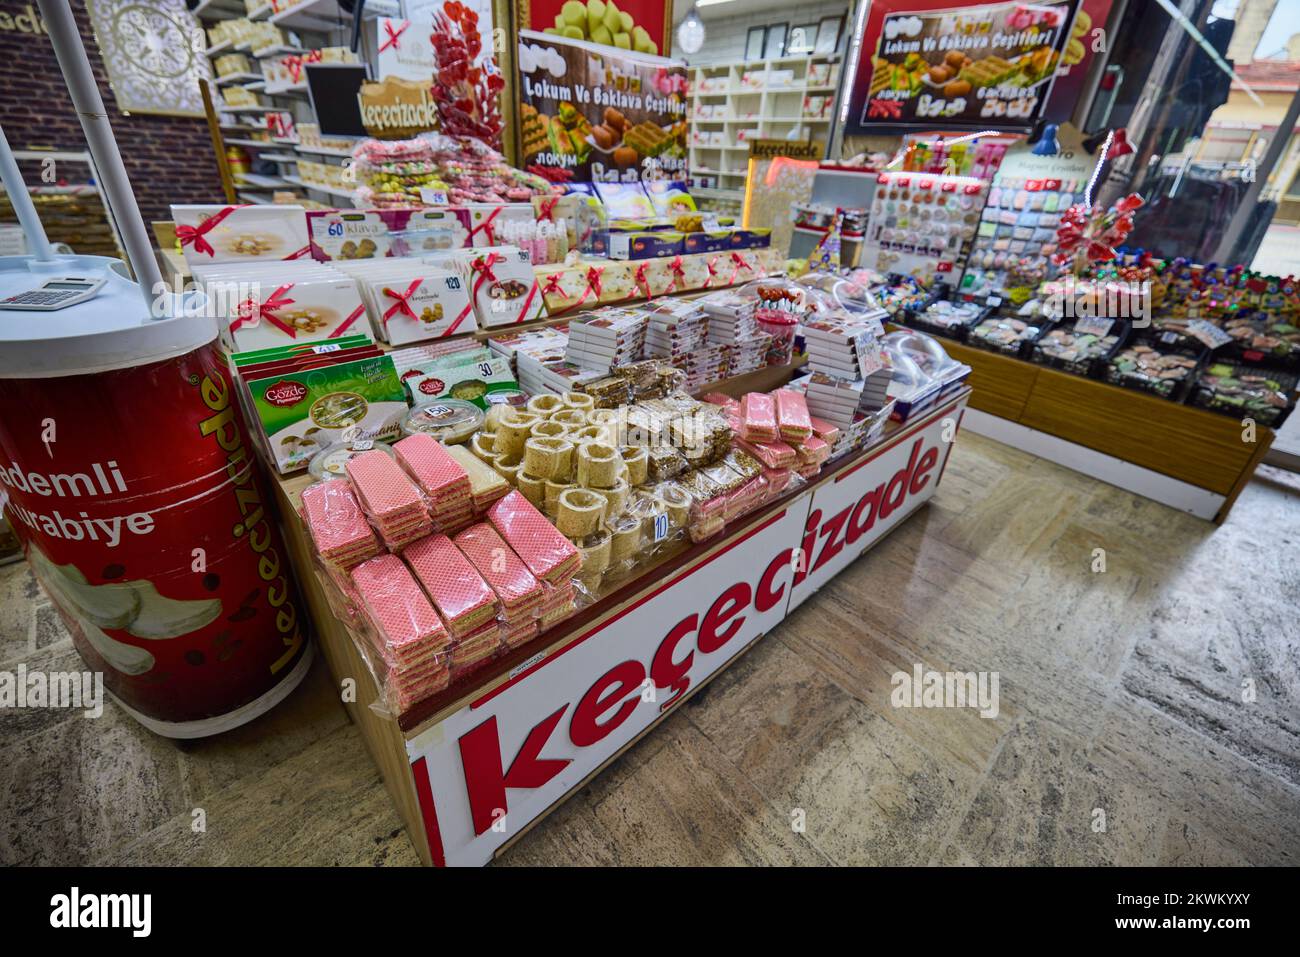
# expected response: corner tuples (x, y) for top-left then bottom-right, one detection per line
(454, 523), (543, 621)
(402, 533), (500, 639)
(739, 392), (778, 443)
(300, 481), (381, 569)
(393, 433), (474, 534)
(351, 554), (450, 710)
(773, 389), (813, 442)
(499, 617), (540, 649)
(538, 580), (577, 630)
(346, 449), (433, 550)
(448, 621), (504, 669)
(486, 491), (581, 585)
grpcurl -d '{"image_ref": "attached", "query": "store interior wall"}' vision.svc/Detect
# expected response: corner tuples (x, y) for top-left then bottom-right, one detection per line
(671, 0), (852, 64)
(0, 0), (224, 223)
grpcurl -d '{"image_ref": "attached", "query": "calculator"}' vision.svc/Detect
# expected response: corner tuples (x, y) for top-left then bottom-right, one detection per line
(0, 276), (106, 311)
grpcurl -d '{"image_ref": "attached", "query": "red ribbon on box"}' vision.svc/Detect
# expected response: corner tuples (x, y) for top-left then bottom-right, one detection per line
(664, 255), (686, 294)
(634, 262), (651, 300)
(176, 204), (248, 258)
(382, 279), (422, 325)
(727, 252), (752, 286)
(515, 281), (540, 324)
(285, 49), (322, 85)
(540, 271), (565, 298)
(378, 19), (409, 53)
(329, 304), (366, 338)
(702, 255), (721, 288)
(536, 195), (560, 222)
(230, 283), (298, 337)
(576, 264), (604, 306)
(467, 206), (504, 245)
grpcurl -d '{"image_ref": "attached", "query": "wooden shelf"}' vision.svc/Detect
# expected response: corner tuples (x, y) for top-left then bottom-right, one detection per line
(939, 337), (1272, 512)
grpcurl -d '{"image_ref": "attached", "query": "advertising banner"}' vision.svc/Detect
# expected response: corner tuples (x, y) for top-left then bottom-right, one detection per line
(844, 0), (1081, 134)
(517, 0), (672, 56)
(405, 395), (968, 865)
(517, 29), (688, 184)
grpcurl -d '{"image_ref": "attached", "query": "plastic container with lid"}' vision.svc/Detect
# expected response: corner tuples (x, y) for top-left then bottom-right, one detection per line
(309, 439), (397, 480)
(400, 398), (485, 443)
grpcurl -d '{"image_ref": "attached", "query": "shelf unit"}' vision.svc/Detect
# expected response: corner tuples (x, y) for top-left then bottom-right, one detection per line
(686, 53), (841, 201)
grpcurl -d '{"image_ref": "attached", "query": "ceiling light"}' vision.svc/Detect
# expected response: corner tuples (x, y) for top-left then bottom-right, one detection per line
(678, 6), (706, 55)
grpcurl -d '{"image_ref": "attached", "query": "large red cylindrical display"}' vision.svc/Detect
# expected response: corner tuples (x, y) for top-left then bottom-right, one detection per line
(0, 342), (310, 737)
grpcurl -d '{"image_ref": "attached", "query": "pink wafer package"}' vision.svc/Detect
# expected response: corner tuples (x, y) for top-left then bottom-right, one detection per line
(797, 435), (831, 465)
(773, 389), (812, 442)
(738, 392), (778, 443)
(736, 437), (798, 470)
(393, 433), (471, 502)
(808, 415), (841, 446)
(402, 534), (499, 638)
(486, 491), (581, 585)
(351, 554), (450, 658)
(454, 523), (543, 615)
(346, 449), (426, 520)
(300, 481), (381, 568)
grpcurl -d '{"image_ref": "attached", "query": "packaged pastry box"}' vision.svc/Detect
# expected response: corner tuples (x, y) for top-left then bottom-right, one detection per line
(201, 272), (368, 352)
(306, 208), (471, 261)
(235, 348), (407, 474)
(171, 204), (311, 266)
(395, 347), (520, 408)
(608, 230), (685, 260)
(458, 246), (546, 326)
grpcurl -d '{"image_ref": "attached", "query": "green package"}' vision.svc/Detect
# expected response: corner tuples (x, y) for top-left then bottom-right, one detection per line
(246, 354), (408, 474)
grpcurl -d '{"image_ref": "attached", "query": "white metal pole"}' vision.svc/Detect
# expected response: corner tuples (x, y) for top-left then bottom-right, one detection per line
(36, 0), (163, 315)
(0, 123), (55, 260)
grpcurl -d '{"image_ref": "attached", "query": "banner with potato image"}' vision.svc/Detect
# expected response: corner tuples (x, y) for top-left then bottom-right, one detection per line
(517, 30), (688, 184)
(846, 0), (1082, 134)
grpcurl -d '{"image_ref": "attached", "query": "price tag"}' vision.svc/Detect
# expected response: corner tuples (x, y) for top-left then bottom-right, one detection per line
(1186, 319), (1233, 350)
(1074, 317), (1114, 337)
(351, 439), (374, 452)
(424, 405), (452, 418)
(418, 186), (450, 206)
(856, 331), (884, 378)
(1160, 331), (1180, 345)
(311, 343), (341, 354)
(985, 295), (1002, 309)
(652, 512), (669, 543)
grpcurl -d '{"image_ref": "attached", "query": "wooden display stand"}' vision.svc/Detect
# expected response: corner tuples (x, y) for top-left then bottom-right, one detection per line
(943, 339), (1271, 522)
(273, 389), (970, 865)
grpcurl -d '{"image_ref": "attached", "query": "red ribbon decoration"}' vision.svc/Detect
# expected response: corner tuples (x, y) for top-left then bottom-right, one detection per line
(176, 205), (247, 258)
(514, 281), (540, 324)
(378, 19), (409, 53)
(634, 262), (652, 300)
(285, 49), (322, 85)
(537, 196), (560, 222)
(540, 271), (565, 299)
(576, 264), (604, 306)
(467, 206), (504, 246)
(660, 255), (686, 295)
(460, 252), (507, 331)
(727, 252), (752, 286)
(702, 255), (721, 288)
(382, 280), (422, 325)
(230, 284), (298, 338)
(329, 304), (366, 338)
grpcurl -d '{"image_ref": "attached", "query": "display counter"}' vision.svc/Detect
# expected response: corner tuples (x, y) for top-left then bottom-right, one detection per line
(936, 340), (1271, 523)
(273, 387), (971, 866)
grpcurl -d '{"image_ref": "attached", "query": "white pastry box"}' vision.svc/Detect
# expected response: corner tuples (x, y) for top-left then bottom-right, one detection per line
(171, 204), (310, 266)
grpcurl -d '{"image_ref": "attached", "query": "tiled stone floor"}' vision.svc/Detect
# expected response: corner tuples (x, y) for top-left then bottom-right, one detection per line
(2, 432), (1298, 866)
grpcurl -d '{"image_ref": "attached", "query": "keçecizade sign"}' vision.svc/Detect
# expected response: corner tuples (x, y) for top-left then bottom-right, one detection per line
(406, 396), (965, 865)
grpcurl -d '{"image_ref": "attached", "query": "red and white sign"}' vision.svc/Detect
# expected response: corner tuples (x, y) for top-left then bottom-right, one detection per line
(406, 395), (966, 865)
